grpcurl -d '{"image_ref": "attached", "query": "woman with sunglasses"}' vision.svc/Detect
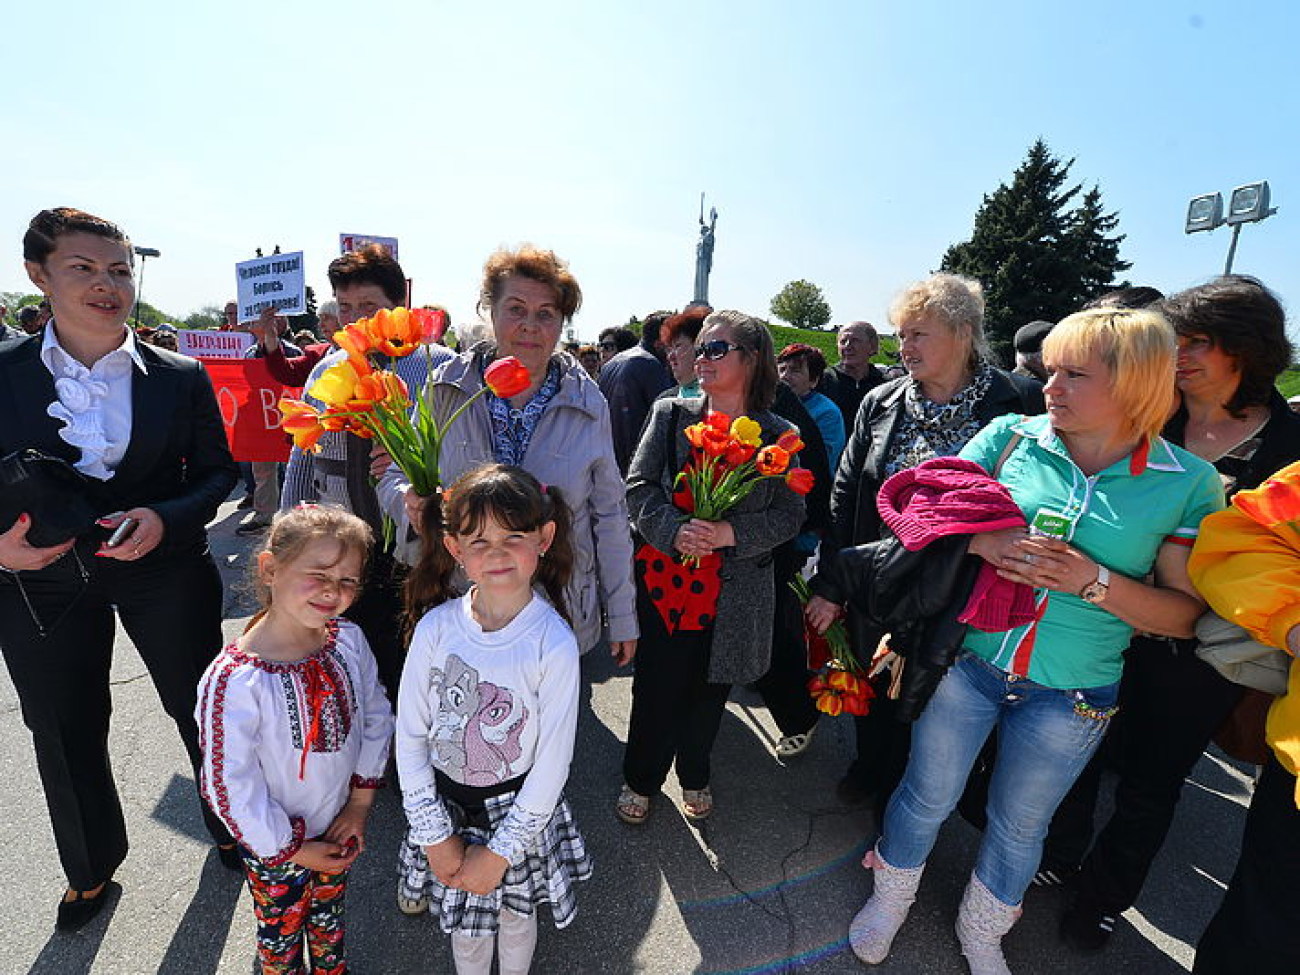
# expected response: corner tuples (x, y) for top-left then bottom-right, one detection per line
(808, 273), (1043, 814)
(617, 311), (806, 824)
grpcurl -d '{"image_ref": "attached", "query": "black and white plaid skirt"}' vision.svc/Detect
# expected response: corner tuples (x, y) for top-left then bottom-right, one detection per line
(397, 790), (592, 938)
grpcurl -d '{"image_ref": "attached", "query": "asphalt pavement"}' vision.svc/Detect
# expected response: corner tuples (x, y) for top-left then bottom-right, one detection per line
(0, 491), (1253, 973)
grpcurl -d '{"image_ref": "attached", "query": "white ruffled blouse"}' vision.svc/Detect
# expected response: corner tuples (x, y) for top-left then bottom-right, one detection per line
(38, 323), (144, 480)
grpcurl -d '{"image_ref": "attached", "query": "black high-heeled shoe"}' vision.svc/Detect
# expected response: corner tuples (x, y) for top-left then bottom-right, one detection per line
(56, 881), (115, 932)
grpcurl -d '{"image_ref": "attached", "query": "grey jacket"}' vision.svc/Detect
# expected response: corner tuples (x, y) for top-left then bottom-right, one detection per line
(627, 397), (806, 684)
(379, 348), (638, 653)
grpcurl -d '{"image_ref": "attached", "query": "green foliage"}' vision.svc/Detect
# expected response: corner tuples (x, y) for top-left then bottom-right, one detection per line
(183, 305), (225, 329)
(770, 279), (832, 331)
(1277, 368), (1300, 401)
(288, 285), (319, 332)
(130, 301), (174, 329)
(940, 139), (1131, 365)
(768, 322), (898, 368)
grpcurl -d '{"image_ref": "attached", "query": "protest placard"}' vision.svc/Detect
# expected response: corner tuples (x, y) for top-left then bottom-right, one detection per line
(176, 328), (256, 359)
(235, 251), (306, 323)
(201, 358), (301, 462)
(339, 233), (399, 259)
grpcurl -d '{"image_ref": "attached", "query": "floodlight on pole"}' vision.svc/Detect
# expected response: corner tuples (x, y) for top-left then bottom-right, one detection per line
(131, 245), (161, 328)
(1184, 180), (1277, 275)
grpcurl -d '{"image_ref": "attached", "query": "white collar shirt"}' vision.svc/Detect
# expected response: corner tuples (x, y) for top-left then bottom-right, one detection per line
(39, 322), (148, 480)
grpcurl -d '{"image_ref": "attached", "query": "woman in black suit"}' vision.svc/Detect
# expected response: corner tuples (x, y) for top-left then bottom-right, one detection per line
(0, 208), (238, 930)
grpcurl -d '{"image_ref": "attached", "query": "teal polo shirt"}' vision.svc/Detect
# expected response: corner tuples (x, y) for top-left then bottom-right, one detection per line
(958, 414), (1224, 689)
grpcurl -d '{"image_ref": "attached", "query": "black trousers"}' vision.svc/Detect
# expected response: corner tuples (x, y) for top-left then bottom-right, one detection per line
(622, 581), (730, 796)
(342, 550), (405, 709)
(0, 542), (232, 890)
(845, 695), (913, 801)
(1194, 756), (1300, 975)
(754, 548), (819, 738)
(1045, 637), (1244, 912)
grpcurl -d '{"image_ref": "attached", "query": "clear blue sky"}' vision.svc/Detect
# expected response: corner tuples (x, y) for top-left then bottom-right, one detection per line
(3, 0), (1296, 342)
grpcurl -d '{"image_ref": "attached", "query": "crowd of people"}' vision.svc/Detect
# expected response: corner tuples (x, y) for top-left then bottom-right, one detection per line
(1, 205), (1297, 975)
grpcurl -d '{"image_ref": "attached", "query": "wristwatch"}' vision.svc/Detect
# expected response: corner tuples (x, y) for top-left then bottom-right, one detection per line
(1080, 565), (1110, 604)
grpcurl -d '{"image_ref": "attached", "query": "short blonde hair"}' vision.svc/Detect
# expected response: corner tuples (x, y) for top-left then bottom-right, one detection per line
(1042, 308), (1177, 441)
(888, 273), (988, 369)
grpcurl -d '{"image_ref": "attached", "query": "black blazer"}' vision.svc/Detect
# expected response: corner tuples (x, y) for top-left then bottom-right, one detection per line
(0, 332), (237, 557)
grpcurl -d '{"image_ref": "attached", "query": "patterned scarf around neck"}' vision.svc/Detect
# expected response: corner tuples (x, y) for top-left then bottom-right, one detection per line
(884, 362), (995, 477)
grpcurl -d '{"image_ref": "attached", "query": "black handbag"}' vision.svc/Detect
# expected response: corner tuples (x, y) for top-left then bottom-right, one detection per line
(0, 448), (102, 547)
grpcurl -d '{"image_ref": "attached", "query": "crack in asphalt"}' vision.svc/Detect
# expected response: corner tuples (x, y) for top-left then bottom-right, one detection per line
(695, 797), (852, 973)
(110, 672), (149, 687)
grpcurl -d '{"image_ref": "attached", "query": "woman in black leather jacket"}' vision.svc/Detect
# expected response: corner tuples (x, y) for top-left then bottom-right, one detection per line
(806, 273), (1042, 808)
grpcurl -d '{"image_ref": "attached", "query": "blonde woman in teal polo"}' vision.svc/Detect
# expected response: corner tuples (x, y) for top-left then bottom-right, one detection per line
(846, 308), (1223, 973)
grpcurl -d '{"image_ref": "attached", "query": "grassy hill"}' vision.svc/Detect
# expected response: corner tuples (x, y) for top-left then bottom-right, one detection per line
(770, 322), (898, 367)
(1277, 368), (1300, 400)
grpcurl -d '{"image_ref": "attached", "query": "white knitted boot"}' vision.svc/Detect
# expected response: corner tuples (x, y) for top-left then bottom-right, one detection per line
(848, 847), (926, 964)
(954, 874), (1022, 975)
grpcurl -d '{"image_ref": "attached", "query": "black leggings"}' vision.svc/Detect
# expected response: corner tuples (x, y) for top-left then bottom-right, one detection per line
(622, 580), (730, 796)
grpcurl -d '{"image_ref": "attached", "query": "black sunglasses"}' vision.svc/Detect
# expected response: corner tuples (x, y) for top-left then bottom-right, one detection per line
(695, 339), (742, 361)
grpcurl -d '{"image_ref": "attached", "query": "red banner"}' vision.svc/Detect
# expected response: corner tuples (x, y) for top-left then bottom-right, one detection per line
(201, 358), (302, 463)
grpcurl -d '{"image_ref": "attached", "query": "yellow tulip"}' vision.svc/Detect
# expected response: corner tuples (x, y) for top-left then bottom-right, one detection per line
(730, 415), (762, 447)
(308, 358), (372, 408)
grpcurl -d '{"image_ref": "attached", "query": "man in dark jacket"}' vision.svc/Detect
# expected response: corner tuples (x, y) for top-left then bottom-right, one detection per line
(818, 321), (888, 425)
(598, 312), (674, 474)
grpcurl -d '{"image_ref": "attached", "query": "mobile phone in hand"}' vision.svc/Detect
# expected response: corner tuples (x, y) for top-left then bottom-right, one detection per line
(105, 518), (139, 547)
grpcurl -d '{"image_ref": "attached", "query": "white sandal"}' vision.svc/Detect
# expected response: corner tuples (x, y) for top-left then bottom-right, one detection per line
(616, 784), (652, 825)
(682, 786), (713, 821)
(397, 885), (429, 916)
(775, 726), (815, 759)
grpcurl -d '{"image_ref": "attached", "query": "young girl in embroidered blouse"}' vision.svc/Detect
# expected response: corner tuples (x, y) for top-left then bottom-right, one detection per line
(396, 464), (590, 975)
(196, 505), (393, 975)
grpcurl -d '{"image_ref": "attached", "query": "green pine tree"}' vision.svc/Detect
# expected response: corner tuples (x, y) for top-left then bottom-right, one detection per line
(940, 140), (1130, 364)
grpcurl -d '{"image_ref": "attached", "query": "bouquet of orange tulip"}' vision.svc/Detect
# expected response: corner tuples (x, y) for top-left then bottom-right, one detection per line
(277, 307), (530, 496)
(673, 412), (814, 566)
(789, 574), (873, 717)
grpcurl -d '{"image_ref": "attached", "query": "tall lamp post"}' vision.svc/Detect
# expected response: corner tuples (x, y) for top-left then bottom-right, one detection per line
(131, 245), (161, 328)
(1185, 180), (1277, 274)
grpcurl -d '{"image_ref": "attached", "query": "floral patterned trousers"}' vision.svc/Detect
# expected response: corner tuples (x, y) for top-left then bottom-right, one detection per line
(243, 853), (349, 974)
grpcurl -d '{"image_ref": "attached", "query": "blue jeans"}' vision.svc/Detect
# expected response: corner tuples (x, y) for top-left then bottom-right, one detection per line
(879, 652), (1118, 906)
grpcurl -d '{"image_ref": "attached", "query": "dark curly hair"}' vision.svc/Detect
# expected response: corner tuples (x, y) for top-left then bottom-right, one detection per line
(1158, 276), (1292, 416)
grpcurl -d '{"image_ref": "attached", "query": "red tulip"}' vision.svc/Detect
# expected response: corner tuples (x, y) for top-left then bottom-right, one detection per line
(704, 410), (732, 433)
(756, 445), (791, 476)
(700, 429), (733, 458)
(412, 307), (450, 344)
(724, 440), (757, 466)
(785, 467), (814, 495)
(484, 356), (531, 398)
(776, 430), (805, 455)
